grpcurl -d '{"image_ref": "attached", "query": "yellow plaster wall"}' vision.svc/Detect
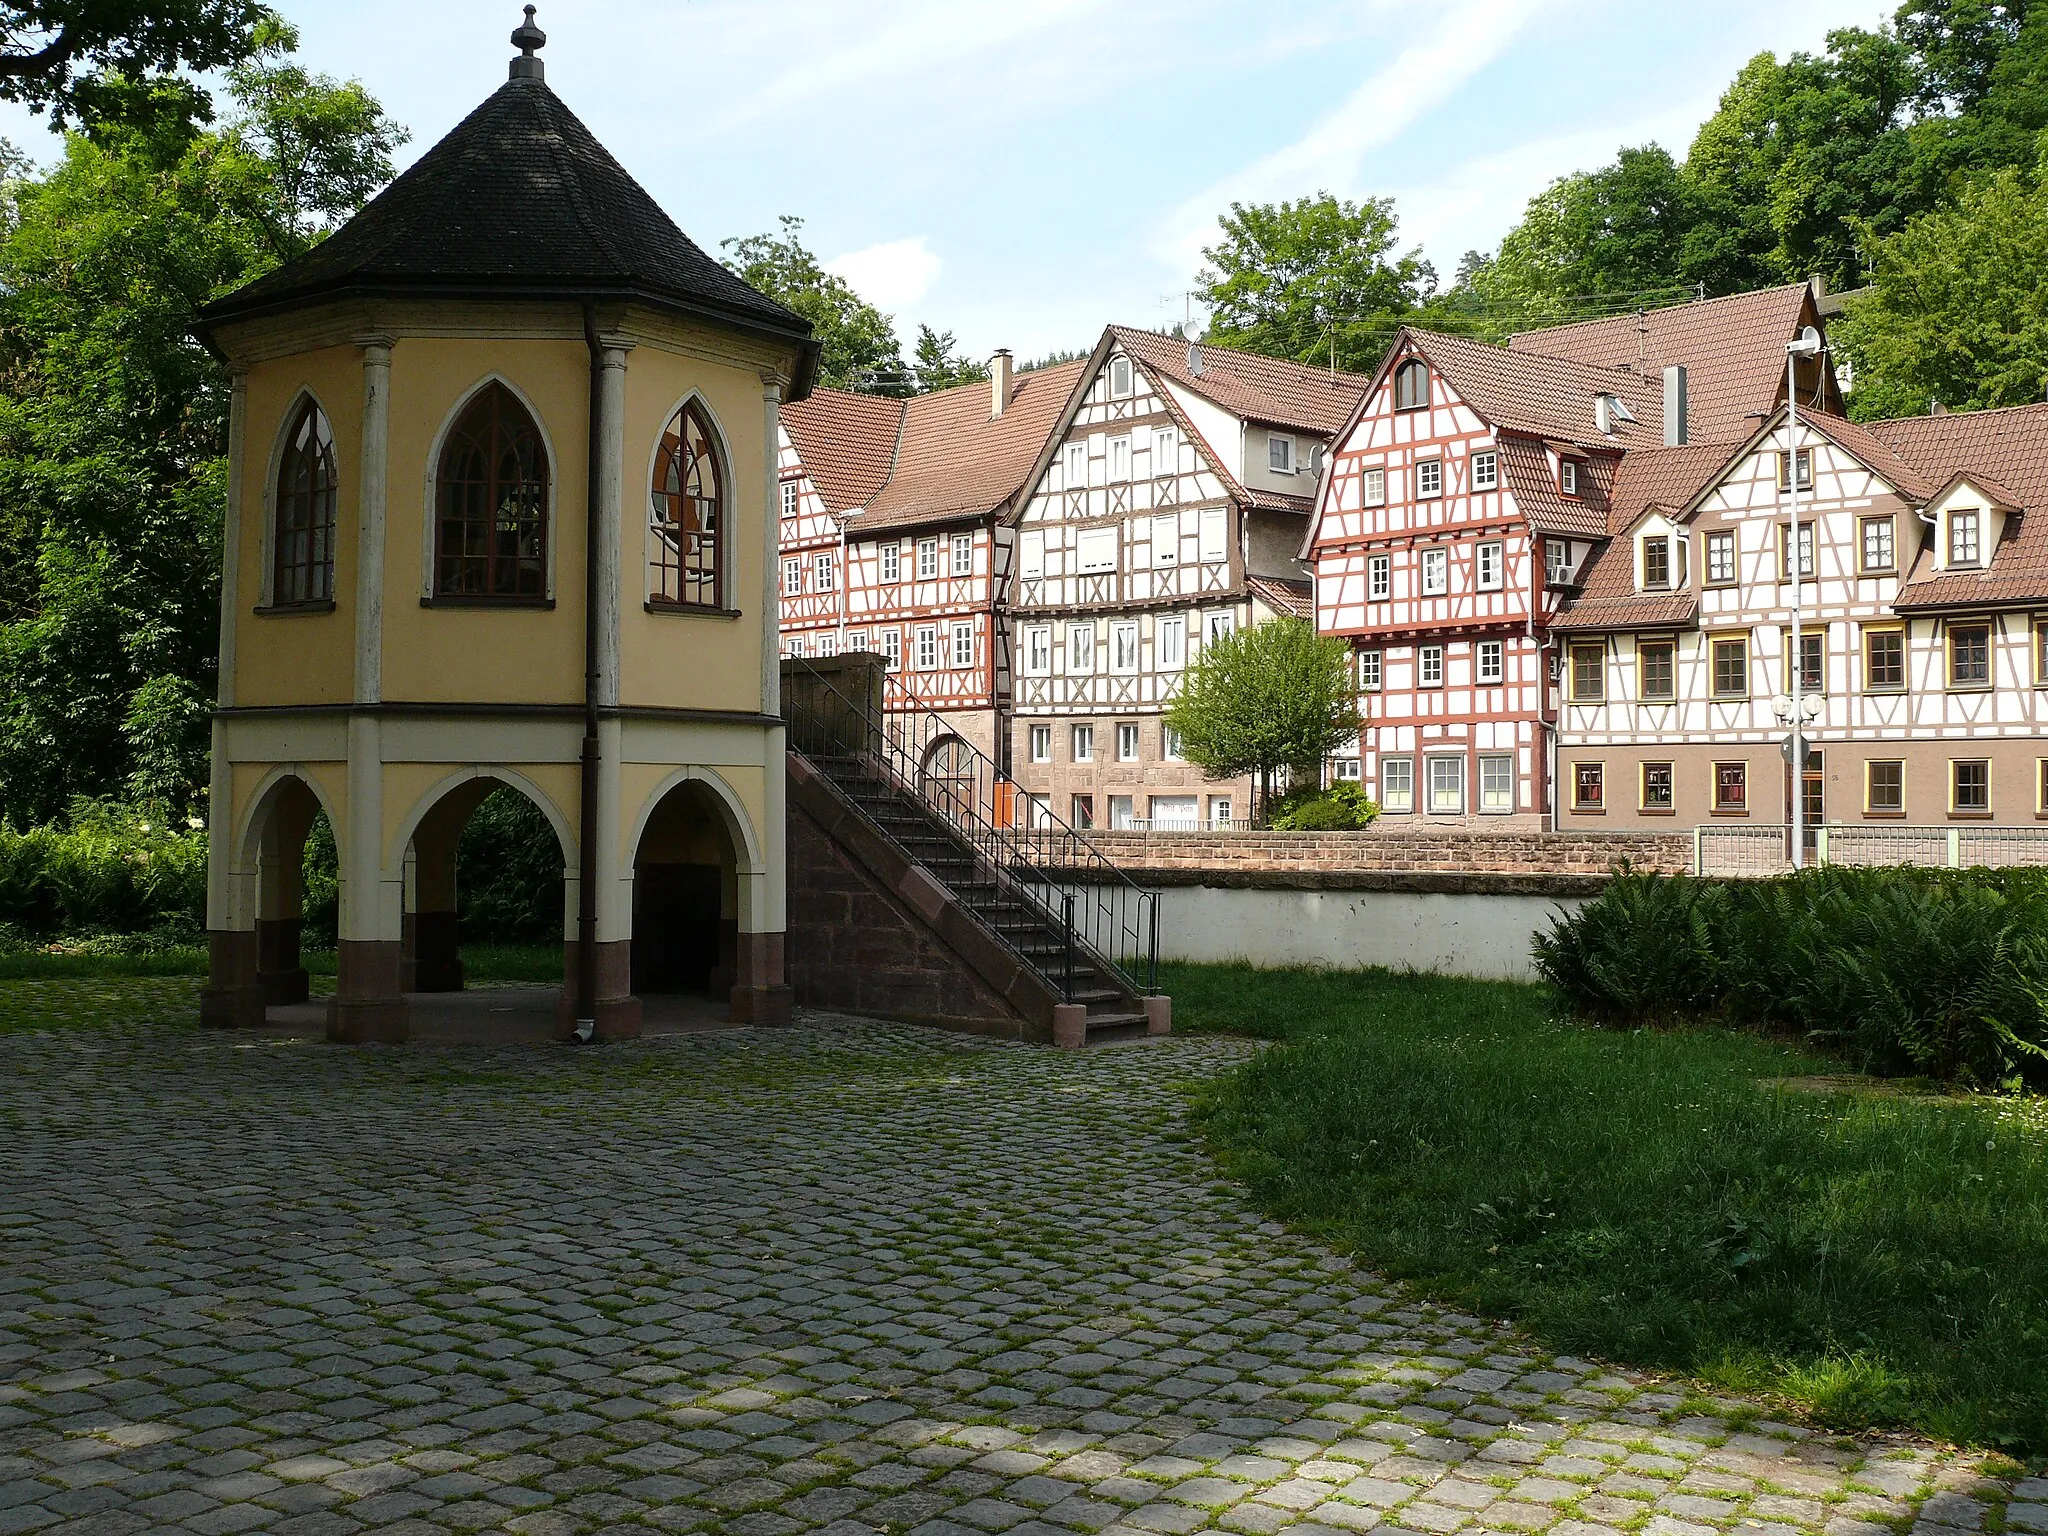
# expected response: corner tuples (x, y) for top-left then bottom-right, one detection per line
(234, 346), (363, 707)
(618, 346), (771, 715)
(380, 337), (592, 705)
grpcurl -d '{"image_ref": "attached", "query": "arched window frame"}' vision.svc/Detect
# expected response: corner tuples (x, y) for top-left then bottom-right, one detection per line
(424, 377), (556, 606)
(261, 392), (339, 612)
(645, 393), (733, 613)
(1393, 358), (1430, 412)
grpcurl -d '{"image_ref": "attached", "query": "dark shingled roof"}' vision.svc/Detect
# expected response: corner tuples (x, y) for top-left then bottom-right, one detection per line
(195, 73), (816, 388)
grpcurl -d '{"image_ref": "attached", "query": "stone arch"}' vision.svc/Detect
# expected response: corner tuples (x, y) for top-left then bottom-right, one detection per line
(627, 769), (759, 1000)
(234, 766), (341, 1010)
(417, 371), (563, 601)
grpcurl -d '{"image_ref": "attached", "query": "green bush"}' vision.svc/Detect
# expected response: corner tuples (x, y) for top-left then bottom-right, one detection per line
(0, 799), (207, 945)
(1270, 781), (1379, 831)
(1535, 866), (2048, 1086)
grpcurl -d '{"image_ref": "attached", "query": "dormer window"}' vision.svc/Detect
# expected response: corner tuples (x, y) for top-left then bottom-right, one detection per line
(1559, 459), (1579, 496)
(1642, 538), (1670, 590)
(1545, 540), (1573, 587)
(1951, 510), (1982, 567)
(1394, 359), (1429, 411)
(1109, 356), (1133, 397)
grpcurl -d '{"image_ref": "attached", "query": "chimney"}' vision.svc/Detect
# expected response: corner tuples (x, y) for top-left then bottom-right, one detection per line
(1187, 340), (1204, 377)
(1663, 365), (1688, 446)
(989, 349), (1012, 419)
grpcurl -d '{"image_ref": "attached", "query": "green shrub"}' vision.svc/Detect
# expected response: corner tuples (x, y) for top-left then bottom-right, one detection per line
(0, 799), (206, 943)
(1536, 865), (2048, 1086)
(1271, 781), (1379, 831)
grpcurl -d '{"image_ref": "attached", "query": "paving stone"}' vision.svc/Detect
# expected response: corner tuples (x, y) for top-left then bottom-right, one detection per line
(0, 1006), (2018, 1536)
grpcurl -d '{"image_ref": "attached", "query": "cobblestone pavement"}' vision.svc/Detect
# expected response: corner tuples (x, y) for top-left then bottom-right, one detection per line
(0, 1001), (2028, 1536)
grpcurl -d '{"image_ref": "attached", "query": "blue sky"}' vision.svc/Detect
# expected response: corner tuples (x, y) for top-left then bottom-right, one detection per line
(4, 0), (1887, 363)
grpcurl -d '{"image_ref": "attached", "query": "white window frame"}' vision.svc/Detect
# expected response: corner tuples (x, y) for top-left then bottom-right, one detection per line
(1419, 644), (1445, 687)
(1109, 356), (1133, 397)
(1208, 796), (1234, 829)
(1358, 648), (1382, 691)
(1268, 435), (1294, 473)
(880, 542), (901, 583)
(915, 624), (939, 670)
(1023, 624), (1051, 674)
(1362, 466), (1387, 507)
(916, 537), (939, 580)
(1072, 723), (1094, 763)
(1477, 540), (1503, 592)
(1368, 553), (1391, 601)
(1478, 754), (1515, 813)
(1560, 459), (1579, 496)
(782, 557), (803, 597)
(1063, 441), (1086, 486)
(1019, 529), (1044, 580)
(1152, 513), (1179, 566)
(1477, 639), (1504, 684)
(1380, 756), (1414, 814)
(1117, 722), (1140, 761)
(1205, 609), (1235, 646)
(1111, 620), (1139, 674)
(950, 620), (974, 668)
(1950, 511), (1982, 568)
(951, 532), (974, 577)
(1427, 754), (1466, 815)
(813, 551), (835, 593)
(1152, 428), (1175, 474)
(1157, 615), (1186, 670)
(1471, 451), (1498, 492)
(1108, 435), (1131, 482)
(1421, 546), (1448, 597)
(1077, 526), (1118, 574)
(1162, 726), (1185, 762)
(1199, 506), (1228, 563)
(1416, 458), (1443, 498)
(1067, 622), (1095, 674)
(780, 479), (799, 519)
(1028, 724), (1051, 763)
(879, 628), (902, 669)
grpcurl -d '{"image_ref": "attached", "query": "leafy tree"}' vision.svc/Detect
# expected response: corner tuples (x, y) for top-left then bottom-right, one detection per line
(1195, 193), (1435, 373)
(910, 323), (987, 394)
(1831, 166), (2048, 419)
(720, 215), (909, 395)
(0, 0), (270, 127)
(0, 36), (402, 825)
(1163, 618), (1362, 824)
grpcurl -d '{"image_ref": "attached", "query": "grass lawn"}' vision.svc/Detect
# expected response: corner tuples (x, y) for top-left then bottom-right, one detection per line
(0, 943), (564, 984)
(1163, 961), (2048, 1458)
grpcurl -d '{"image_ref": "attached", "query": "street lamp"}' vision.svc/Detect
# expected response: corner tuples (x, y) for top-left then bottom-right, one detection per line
(833, 511), (852, 653)
(1785, 324), (1824, 869)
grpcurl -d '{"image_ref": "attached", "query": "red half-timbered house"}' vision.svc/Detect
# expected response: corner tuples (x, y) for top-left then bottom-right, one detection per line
(778, 357), (1085, 766)
(1307, 283), (1832, 826)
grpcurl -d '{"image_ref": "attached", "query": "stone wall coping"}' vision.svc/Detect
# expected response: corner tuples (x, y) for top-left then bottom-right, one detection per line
(1050, 867), (1610, 897)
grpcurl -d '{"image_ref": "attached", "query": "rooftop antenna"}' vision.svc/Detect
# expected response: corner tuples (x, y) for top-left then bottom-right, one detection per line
(510, 4), (545, 79)
(1636, 307), (1646, 374)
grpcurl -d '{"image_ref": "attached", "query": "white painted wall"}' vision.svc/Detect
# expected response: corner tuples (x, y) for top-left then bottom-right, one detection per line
(1154, 885), (1588, 981)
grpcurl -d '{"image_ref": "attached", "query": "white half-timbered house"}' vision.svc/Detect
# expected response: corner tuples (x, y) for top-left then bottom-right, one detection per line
(778, 356), (1085, 766)
(1551, 402), (2048, 831)
(1008, 326), (1369, 830)
(1308, 283), (1835, 827)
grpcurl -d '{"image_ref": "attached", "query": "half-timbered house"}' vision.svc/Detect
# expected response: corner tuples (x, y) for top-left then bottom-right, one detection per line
(1007, 327), (1370, 830)
(1550, 400), (2048, 831)
(1307, 283), (1833, 826)
(777, 356), (1085, 767)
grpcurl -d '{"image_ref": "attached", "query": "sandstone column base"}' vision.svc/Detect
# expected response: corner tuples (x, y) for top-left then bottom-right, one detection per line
(556, 939), (641, 1041)
(1052, 1003), (1088, 1049)
(1143, 995), (1172, 1036)
(328, 940), (409, 1043)
(200, 929), (265, 1029)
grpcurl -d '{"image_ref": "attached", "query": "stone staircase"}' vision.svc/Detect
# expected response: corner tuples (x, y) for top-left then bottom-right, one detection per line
(781, 653), (1166, 1047)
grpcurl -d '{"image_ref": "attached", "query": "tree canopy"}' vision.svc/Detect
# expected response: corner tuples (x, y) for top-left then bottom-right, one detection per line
(0, 23), (403, 825)
(1195, 193), (1436, 373)
(720, 217), (911, 396)
(0, 0), (269, 126)
(910, 324), (988, 393)
(1163, 618), (1362, 821)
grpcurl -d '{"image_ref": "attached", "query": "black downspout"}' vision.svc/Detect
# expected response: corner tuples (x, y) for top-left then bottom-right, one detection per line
(575, 303), (603, 1039)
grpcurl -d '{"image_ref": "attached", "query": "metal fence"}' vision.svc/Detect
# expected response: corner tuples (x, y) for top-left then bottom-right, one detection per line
(1695, 822), (2048, 876)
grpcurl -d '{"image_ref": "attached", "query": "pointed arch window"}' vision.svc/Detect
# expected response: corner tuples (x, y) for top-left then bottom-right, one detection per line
(650, 401), (725, 609)
(435, 382), (549, 601)
(1394, 359), (1430, 411)
(273, 399), (338, 606)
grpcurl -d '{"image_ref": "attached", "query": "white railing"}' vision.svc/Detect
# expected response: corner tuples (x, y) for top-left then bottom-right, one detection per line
(1695, 823), (2048, 876)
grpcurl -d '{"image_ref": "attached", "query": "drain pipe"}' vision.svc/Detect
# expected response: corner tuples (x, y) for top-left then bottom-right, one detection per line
(574, 302), (603, 1043)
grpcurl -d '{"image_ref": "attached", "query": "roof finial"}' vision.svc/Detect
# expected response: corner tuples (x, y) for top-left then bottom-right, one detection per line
(510, 5), (545, 80)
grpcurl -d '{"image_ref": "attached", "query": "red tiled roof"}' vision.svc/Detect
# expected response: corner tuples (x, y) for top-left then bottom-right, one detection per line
(1509, 283), (1816, 443)
(1605, 441), (1743, 534)
(1549, 592), (1697, 632)
(1869, 402), (2048, 609)
(1799, 410), (1938, 501)
(1112, 326), (1372, 435)
(1407, 330), (1665, 449)
(779, 389), (901, 515)
(1495, 435), (1615, 537)
(779, 361), (1089, 533)
(1245, 575), (1313, 619)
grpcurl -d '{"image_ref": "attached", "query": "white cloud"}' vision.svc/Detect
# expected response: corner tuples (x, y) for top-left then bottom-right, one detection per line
(1156, 0), (1553, 271)
(826, 237), (944, 314)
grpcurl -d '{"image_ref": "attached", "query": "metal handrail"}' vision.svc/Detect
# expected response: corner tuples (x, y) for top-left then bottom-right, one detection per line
(783, 658), (1160, 998)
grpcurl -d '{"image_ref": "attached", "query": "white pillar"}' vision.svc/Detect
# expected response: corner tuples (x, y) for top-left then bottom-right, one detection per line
(596, 339), (631, 707)
(353, 334), (394, 704)
(207, 368), (250, 931)
(340, 714), (392, 942)
(761, 375), (783, 716)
